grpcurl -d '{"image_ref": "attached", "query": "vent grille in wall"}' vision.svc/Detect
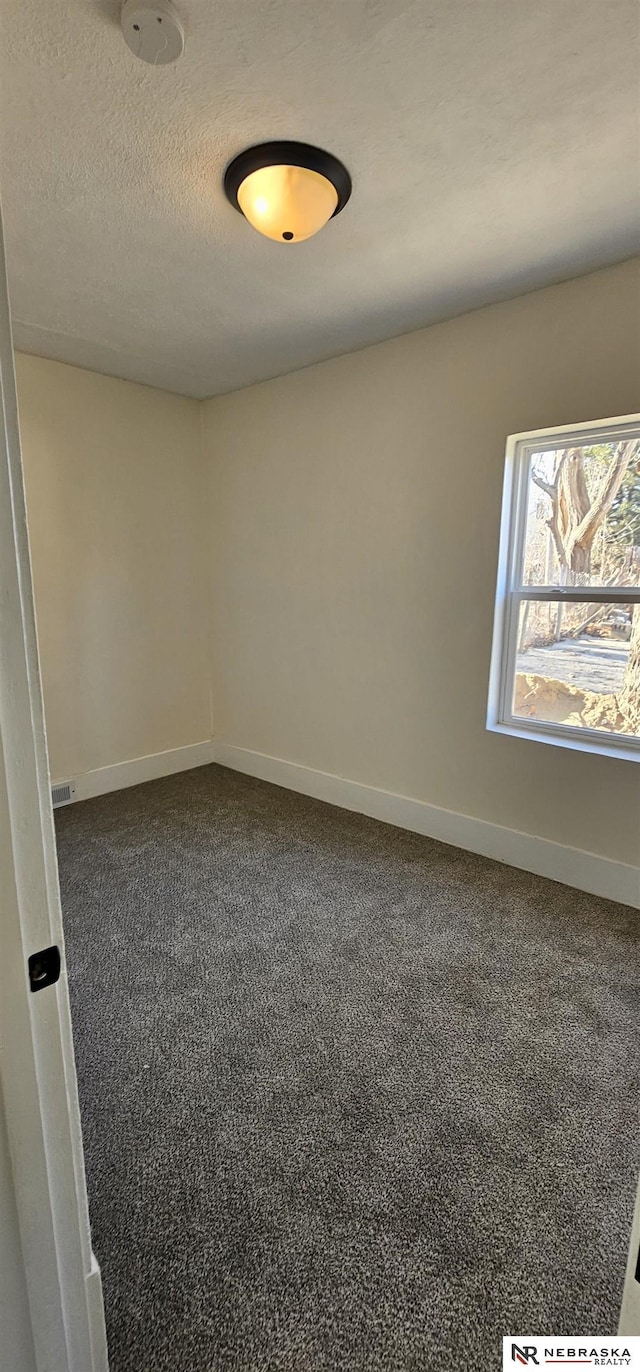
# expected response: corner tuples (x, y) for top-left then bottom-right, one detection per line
(51, 782), (75, 808)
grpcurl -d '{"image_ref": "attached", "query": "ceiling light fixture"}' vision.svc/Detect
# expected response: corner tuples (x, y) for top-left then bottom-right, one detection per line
(224, 142), (352, 244)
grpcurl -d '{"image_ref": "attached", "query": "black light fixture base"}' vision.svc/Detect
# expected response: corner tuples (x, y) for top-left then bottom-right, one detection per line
(224, 141), (352, 219)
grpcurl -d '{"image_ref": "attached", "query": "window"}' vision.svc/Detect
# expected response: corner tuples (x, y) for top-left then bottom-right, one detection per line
(488, 415), (640, 761)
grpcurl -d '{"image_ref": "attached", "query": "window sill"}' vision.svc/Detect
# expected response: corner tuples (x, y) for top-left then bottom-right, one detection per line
(487, 717), (640, 763)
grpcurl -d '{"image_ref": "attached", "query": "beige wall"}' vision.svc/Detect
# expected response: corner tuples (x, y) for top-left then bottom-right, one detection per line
(202, 259), (640, 867)
(14, 264), (640, 867)
(16, 356), (209, 780)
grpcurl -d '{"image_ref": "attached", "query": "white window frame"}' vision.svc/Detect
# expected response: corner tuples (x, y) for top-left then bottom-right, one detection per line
(487, 413), (640, 763)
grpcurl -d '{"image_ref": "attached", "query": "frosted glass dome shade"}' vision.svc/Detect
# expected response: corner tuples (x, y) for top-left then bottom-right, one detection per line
(224, 143), (351, 246)
(237, 164), (338, 243)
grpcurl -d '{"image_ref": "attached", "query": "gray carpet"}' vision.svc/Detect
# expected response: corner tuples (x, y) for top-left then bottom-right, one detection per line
(55, 764), (640, 1371)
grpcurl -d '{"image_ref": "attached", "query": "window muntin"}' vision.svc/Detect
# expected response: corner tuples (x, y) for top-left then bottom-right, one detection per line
(488, 417), (640, 760)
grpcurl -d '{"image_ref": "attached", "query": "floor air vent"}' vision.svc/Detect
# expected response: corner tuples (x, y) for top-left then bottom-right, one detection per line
(51, 782), (75, 808)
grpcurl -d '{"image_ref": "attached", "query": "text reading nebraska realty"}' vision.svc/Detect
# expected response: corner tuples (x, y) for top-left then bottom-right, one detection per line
(503, 1339), (640, 1368)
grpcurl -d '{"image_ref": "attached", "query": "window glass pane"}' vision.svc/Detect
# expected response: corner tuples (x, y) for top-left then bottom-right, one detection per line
(514, 600), (639, 737)
(522, 440), (640, 589)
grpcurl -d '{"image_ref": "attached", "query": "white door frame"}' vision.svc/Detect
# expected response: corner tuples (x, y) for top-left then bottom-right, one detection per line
(0, 201), (108, 1370)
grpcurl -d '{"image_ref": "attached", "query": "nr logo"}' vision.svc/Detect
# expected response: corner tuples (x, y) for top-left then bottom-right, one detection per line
(511, 1347), (539, 1366)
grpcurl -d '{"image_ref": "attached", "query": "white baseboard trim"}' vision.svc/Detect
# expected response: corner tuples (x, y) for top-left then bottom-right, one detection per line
(54, 740), (216, 804)
(53, 738), (639, 908)
(212, 742), (640, 910)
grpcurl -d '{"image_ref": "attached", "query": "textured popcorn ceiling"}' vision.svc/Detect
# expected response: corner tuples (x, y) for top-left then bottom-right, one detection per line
(0, 0), (638, 398)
